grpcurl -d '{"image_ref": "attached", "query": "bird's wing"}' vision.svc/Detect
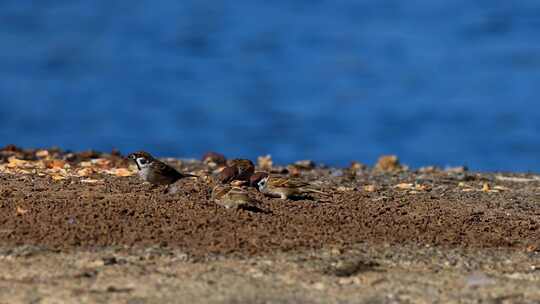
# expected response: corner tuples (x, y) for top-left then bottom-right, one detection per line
(212, 185), (231, 201)
(154, 161), (184, 178)
(271, 177), (309, 188)
(219, 166), (238, 183)
(158, 161), (197, 178)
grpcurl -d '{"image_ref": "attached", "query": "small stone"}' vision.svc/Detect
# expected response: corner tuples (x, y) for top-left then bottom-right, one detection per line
(45, 159), (67, 169)
(337, 186), (355, 192)
(81, 179), (102, 184)
(202, 152), (226, 167)
(79, 161), (93, 168)
(465, 272), (494, 288)
(350, 161), (367, 171)
(526, 244), (538, 253)
(2, 144), (20, 152)
(16, 206), (28, 215)
(258, 155), (273, 170)
(338, 277), (363, 285)
(6, 157), (30, 169)
(493, 185), (510, 191)
(338, 277), (354, 285)
(445, 166), (468, 173)
(364, 185), (376, 192)
(330, 247), (343, 256)
(330, 169), (344, 177)
(78, 150), (101, 160)
(418, 166), (438, 173)
(415, 184), (431, 191)
(102, 256), (118, 266)
(91, 158), (112, 168)
(374, 155), (403, 172)
(311, 282), (325, 290)
(294, 160), (315, 170)
(110, 168), (134, 177)
(35, 150), (49, 158)
(51, 174), (67, 181)
(395, 183), (414, 190)
(77, 168), (95, 177)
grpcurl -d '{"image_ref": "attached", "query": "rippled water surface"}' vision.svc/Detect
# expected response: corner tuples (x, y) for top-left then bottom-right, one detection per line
(1, 1), (539, 171)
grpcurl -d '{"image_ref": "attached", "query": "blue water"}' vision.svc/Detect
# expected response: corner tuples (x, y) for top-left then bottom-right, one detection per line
(1, 0), (539, 171)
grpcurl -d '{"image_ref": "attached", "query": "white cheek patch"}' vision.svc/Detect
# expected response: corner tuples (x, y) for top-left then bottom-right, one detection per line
(258, 178), (268, 189)
(137, 158), (149, 168)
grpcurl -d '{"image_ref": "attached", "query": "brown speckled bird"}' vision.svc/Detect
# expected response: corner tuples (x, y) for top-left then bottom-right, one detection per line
(128, 151), (197, 186)
(211, 184), (257, 209)
(251, 172), (326, 199)
(202, 152), (227, 167)
(218, 158), (255, 184)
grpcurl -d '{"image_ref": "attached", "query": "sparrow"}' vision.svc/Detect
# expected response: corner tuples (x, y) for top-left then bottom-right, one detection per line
(218, 158), (255, 184)
(127, 151), (197, 186)
(201, 151), (227, 167)
(211, 184), (257, 209)
(252, 172), (326, 199)
(249, 171), (269, 187)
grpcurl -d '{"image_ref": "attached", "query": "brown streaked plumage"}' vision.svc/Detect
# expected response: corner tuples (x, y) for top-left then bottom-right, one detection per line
(211, 184), (257, 209)
(202, 152), (227, 167)
(252, 172), (326, 199)
(218, 158), (255, 184)
(127, 151), (197, 186)
(218, 166), (238, 184)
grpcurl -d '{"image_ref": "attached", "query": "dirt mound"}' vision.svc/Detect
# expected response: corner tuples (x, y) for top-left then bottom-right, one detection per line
(1, 165), (539, 256)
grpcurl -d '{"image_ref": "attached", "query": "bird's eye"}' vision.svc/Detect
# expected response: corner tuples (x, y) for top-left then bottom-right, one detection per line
(138, 158), (147, 165)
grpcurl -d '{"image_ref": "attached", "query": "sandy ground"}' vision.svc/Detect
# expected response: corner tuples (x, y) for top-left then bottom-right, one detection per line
(1, 245), (539, 303)
(0, 147), (540, 303)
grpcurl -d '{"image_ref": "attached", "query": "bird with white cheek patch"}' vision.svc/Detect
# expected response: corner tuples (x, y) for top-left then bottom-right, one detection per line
(251, 172), (326, 200)
(127, 151), (197, 191)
